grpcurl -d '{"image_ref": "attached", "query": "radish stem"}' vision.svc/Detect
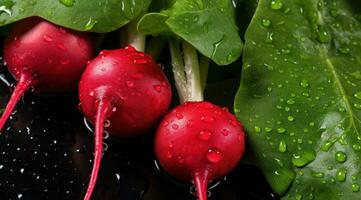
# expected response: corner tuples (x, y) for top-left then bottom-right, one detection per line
(193, 170), (210, 200)
(126, 17), (146, 52)
(0, 72), (33, 132)
(169, 39), (187, 103)
(182, 41), (203, 102)
(169, 39), (205, 103)
(83, 99), (111, 200)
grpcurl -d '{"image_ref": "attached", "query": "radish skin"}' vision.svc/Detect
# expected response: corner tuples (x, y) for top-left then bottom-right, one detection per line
(1, 17), (94, 131)
(154, 101), (245, 200)
(79, 46), (172, 200)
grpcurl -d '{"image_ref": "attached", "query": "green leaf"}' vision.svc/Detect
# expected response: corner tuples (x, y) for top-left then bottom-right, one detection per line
(235, 0), (361, 198)
(138, 0), (243, 65)
(0, 0), (151, 32)
(137, 13), (171, 35)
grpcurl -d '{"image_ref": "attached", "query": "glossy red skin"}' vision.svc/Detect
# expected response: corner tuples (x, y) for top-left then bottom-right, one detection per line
(3, 17), (94, 93)
(79, 47), (172, 137)
(155, 101), (245, 182)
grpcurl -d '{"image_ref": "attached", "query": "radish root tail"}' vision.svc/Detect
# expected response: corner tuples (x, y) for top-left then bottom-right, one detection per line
(0, 72), (33, 132)
(83, 99), (111, 200)
(193, 170), (210, 200)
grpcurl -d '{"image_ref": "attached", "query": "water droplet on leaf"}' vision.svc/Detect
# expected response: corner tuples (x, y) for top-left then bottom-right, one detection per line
(277, 127), (286, 134)
(354, 92), (361, 100)
(316, 25), (331, 43)
(59, 0), (74, 7)
(262, 18), (271, 27)
(354, 103), (361, 109)
(292, 150), (316, 167)
(84, 18), (97, 31)
(336, 168), (347, 182)
(300, 79), (310, 88)
(352, 183), (360, 192)
(335, 151), (347, 163)
(311, 171), (324, 178)
(278, 140), (287, 153)
(287, 116), (295, 122)
(254, 126), (262, 133)
(270, 0), (283, 10)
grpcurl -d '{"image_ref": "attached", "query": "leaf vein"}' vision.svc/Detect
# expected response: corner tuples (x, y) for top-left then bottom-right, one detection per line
(321, 47), (360, 136)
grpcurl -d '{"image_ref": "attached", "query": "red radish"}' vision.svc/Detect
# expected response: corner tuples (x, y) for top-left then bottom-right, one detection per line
(79, 46), (172, 200)
(155, 101), (245, 200)
(0, 17), (94, 131)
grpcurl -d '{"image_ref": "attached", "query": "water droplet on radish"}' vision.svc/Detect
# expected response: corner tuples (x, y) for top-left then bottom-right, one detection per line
(201, 116), (215, 123)
(112, 107), (117, 112)
(133, 58), (148, 64)
(60, 59), (70, 65)
(214, 110), (222, 115)
(13, 37), (20, 47)
(229, 120), (239, 127)
(153, 84), (162, 92)
(222, 129), (229, 136)
(175, 113), (183, 119)
(59, 27), (66, 33)
(199, 102), (214, 109)
(206, 147), (222, 163)
(42, 34), (53, 42)
(89, 91), (94, 96)
(126, 81), (134, 88)
(172, 124), (179, 130)
(56, 43), (65, 50)
(199, 130), (212, 141)
(162, 120), (169, 127)
(131, 73), (144, 79)
(167, 151), (172, 159)
(186, 120), (194, 128)
(125, 45), (136, 51)
(177, 155), (184, 163)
